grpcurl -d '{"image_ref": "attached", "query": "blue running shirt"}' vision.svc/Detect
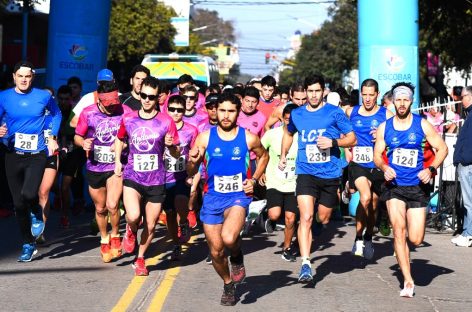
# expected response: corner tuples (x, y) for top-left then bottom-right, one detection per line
(0, 88), (61, 153)
(384, 114), (425, 186)
(287, 104), (353, 179)
(204, 126), (251, 197)
(350, 105), (387, 169)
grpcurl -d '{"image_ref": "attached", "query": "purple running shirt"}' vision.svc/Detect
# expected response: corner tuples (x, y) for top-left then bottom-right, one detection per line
(165, 122), (198, 183)
(117, 110), (179, 186)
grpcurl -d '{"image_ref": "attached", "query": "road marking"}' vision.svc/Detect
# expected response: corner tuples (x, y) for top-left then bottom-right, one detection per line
(111, 236), (172, 312)
(146, 236), (197, 312)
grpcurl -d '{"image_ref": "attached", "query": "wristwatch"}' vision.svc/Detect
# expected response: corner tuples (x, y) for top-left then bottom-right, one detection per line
(428, 166), (437, 174)
(49, 135), (58, 140)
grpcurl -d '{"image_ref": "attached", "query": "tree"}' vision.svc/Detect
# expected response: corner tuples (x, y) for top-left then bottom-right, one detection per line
(283, 0), (358, 87)
(108, 0), (176, 64)
(190, 8), (236, 45)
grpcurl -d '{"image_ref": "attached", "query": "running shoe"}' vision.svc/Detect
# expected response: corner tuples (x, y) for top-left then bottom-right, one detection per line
(100, 242), (113, 263)
(281, 248), (296, 262)
(352, 240), (364, 257)
(179, 223), (191, 243)
(230, 263), (246, 284)
(171, 245), (181, 261)
(17, 243), (38, 262)
(122, 224), (137, 254)
(220, 282), (236, 306)
(60, 215), (70, 229)
(451, 234), (472, 247)
(400, 281), (415, 298)
(264, 219), (275, 234)
(205, 253), (212, 264)
(158, 211), (167, 226)
(298, 264), (313, 283)
(110, 236), (122, 259)
(363, 240), (374, 260)
(132, 257), (149, 276)
(379, 219), (391, 236)
(187, 210), (197, 229)
(30, 212), (45, 239)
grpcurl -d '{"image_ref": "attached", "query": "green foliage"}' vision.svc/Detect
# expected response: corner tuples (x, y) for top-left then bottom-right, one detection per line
(291, 0), (358, 87)
(108, 0), (176, 63)
(419, 0), (472, 73)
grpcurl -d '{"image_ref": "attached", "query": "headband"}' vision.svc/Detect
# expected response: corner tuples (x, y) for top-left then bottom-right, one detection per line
(98, 90), (120, 107)
(392, 86), (413, 101)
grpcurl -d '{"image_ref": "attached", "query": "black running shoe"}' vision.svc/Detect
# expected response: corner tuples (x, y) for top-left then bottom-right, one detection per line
(220, 282), (236, 306)
(205, 253), (212, 264)
(281, 248), (296, 262)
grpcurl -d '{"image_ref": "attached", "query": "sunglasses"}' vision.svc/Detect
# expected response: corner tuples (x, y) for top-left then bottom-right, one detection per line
(168, 107), (185, 113)
(140, 92), (157, 101)
(182, 95), (197, 101)
(205, 103), (217, 109)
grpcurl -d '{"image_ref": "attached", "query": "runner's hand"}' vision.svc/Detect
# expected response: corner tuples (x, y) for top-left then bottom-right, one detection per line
(47, 137), (59, 157)
(370, 128), (377, 143)
(384, 166), (396, 181)
(82, 138), (94, 151)
(114, 162), (122, 177)
(243, 179), (254, 195)
(189, 148), (201, 164)
(317, 135), (333, 149)
(278, 155), (287, 171)
(259, 173), (266, 186)
(418, 168), (432, 184)
(0, 124), (7, 137)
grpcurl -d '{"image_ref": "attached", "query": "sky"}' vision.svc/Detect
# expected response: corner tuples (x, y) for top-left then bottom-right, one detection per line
(194, 0), (331, 77)
(35, 0), (331, 78)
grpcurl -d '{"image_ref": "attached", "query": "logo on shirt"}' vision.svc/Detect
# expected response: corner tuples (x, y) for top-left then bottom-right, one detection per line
(95, 120), (120, 143)
(231, 146), (241, 160)
(252, 121), (258, 128)
(408, 132), (417, 144)
(131, 127), (159, 152)
(355, 120), (363, 127)
(371, 119), (380, 128)
(212, 147), (223, 157)
(391, 136), (399, 145)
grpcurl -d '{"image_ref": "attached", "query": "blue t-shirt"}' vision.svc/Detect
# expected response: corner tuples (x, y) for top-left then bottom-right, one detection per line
(204, 126), (251, 197)
(288, 104), (353, 179)
(350, 105), (388, 169)
(0, 88), (62, 153)
(385, 114), (425, 186)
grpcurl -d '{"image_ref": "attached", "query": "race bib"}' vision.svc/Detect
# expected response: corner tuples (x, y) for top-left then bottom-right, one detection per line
(15, 133), (38, 151)
(134, 154), (158, 172)
(214, 173), (243, 194)
(392, 148), (418, 168)
(165, 155), (186, 173)
(94, 145), (115, 163)
(44, 129), (51, 145)
(276, 166), (296, 180)
(353, 146), (373, 164)
(306, 144), (330, 163)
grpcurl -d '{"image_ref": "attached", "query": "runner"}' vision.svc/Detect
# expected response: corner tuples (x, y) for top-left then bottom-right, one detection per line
(260, 104), (299, 262)
(74, 81), (131, 263)
(374, 82), (447, 297)
(279, 74), (356, 283)
(115, 76), (179, 275)
(0, 61), (61, 262)
(119, 65), (150, 111)
(257, 75), (280, 120)
(187, 92), (268, 305)
(182, 85), (208, 128)
(345, 78), (393, 259)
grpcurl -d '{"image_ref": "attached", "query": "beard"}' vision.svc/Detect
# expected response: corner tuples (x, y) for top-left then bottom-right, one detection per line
(218, 118), (237, 131)
(395, 105), (411, 119)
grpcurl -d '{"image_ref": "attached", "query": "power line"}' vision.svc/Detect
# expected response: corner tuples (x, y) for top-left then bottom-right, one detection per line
(193, 0), (335, 5)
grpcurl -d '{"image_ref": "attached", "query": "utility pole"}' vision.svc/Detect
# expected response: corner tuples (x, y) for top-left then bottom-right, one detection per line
(22, 0), (30, 60)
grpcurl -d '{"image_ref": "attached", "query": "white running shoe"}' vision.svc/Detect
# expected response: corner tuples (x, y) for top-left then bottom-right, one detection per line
(352, 240), (364, 257)
(400, 281), (415, 298)
(452, 234), (472, 247)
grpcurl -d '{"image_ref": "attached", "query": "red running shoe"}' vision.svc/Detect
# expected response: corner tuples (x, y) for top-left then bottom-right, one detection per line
(110, 236), (122, 259)
(122, 224), (137, 254)
(230, 263), (246, 284)
(158, 211), (167, 226)
(100, 243), (112, 263)
(187, 210), (197, 229)
(133, 257), (149, 276)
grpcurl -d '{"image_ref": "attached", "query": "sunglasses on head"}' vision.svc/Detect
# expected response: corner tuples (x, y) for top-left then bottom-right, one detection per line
(140, 92), (157, 101)
(168, 107), (185, 113)
(182, 95), (196, 101)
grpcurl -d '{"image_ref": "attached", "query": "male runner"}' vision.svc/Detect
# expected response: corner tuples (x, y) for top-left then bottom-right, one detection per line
(257, 75), (280, 119)
(0, 61), (61, 261)
(115, 76), (179, 275)
(119, 65), (150, 111)
(346, 78), (393, 259)
(75, 81), (131, 263)
(260, 104), (299, 261)
(279, 74), (356, 283)
(188, 92), (268, 306)
(374, 82), (447, 297)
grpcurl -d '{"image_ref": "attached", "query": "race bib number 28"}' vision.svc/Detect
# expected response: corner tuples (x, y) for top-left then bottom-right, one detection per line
(15, 133), (38, 151)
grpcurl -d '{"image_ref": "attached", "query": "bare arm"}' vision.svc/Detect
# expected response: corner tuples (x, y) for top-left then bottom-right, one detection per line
(373, 122), (396, 181)
(279, 126), (294, 170)
(264, 105), (283, 131)
(247, 131), (268, 181)
(186, 130), (209, 177)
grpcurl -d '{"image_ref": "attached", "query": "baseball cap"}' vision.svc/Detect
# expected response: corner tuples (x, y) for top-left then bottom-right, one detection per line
(97, 69), (114, 81)
(205, 93), (219, 106)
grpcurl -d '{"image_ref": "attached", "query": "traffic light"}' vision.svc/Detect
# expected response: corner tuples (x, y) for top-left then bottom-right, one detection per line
(265, 52), (270, 64)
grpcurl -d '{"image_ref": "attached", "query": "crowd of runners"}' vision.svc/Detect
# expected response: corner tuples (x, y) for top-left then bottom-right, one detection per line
(2, 60), (472, 306)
